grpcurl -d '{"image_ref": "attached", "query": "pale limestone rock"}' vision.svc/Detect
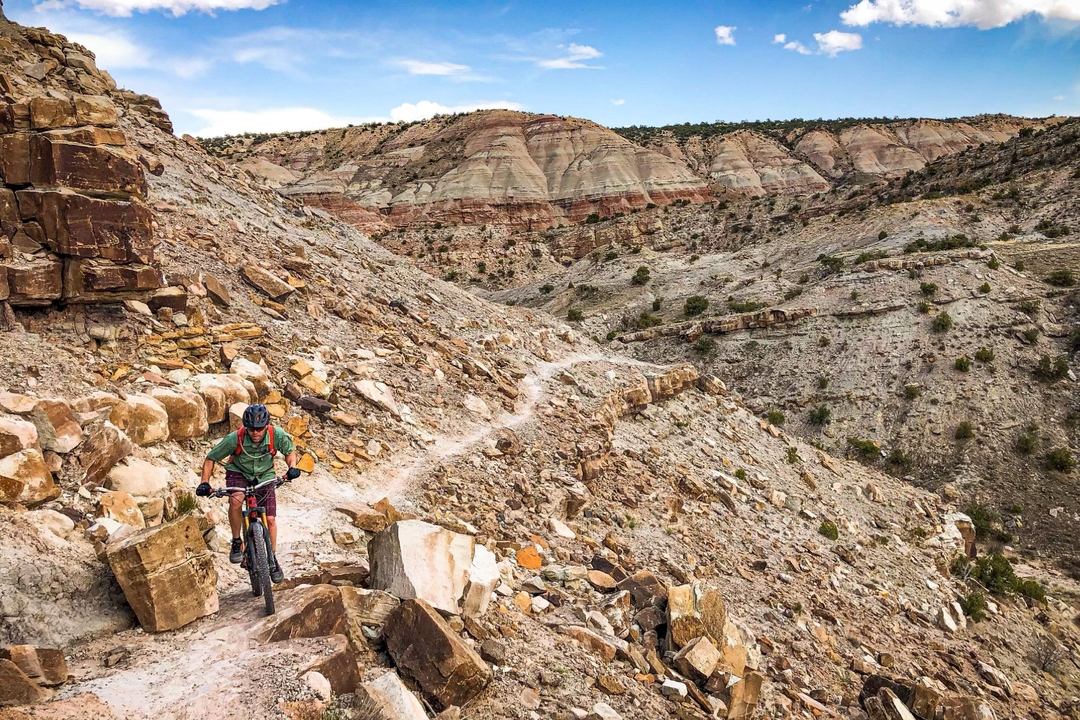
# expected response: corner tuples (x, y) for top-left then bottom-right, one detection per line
(462, 544), (499, 618)
(368, 520), (474, 615)
(98, 491), (145, 528)
(230, 358), (272, 401)
(109, 395), (169, 446)
(355, 671), (428, 720)
(147, 387), (208, 440)
(26, 508), (75, 538)
(667, 581), (727, 649)
(0, 415), (38, 457)
(106, 457), (170, 497)
(354, 379), (399, 418)
(188, 374), (256, 424)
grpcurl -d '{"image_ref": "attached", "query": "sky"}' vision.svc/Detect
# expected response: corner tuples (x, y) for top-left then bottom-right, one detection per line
(5, 0), (1080, 136)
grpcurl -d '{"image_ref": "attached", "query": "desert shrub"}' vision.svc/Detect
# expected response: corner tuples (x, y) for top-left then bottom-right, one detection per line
(955, 421), (975, 440)
(904, 234), (978, 253)
(684, 295), (709, 316)
(817, 376), (829, 389)
(1029, 635), (1068, 673)
(878, 230), (888, 240)
(1035, 355), (1069, 382)
(1017, 579), (1047, 604)
(1070, 327), (1080, 353)
(692, 337), (716, 356)
(979, 282), (991, 294)
(784, 287), (803, 301)
(798, 273), (810, 284)
(567, 308), (583, 322)
(1022, 328), (1041, 344)
(634, 311), (662, 329)
(933, 311), (953, 333)
(767, 409), (785, 426)
(850, 289), (859, 301)
(734, 468), (747, 481)
(603, 250), (619, 262)
(917, 301), (931, 314)
(540, 283), (554, 295)
(1016, 428), (1038, 455)
(854, 250), (888, 264)
(818, 521), (839, 540)
(959, 591), (988, 622)
(652, 298), (662, 311)
(975, 347), (995, 363)
(1019, 299), (1040, 316)
(631, 266), (651, 286)
(605, 330), (618, 341)
(1047, 269), (1077, 287)
(920, 282), (938, 297)
(785, 446), (800, 464)
(817, 254), (844, 273)
(904, 384), (920, 399)
(987, 257), (1000, 270)
(444, 269), (460, 281)
(1046, 447), (1076, 473)
(964, 503), (999, 540)
(585, 213), (601, 224)
(847, 437), (880, 462)
(886, 448), (911, 469)
(955, 356), (971, 372)
(476, 261), (486, 274)
(809, 405), (831, 426)
(176, 492), (197, 516)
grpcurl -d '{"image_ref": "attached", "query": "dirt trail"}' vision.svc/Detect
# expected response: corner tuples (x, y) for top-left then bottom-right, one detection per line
(60, 352), (667, 718)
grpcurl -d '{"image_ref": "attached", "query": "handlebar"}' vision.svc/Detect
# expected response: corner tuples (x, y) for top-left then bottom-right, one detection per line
(209, 475), (290, 498)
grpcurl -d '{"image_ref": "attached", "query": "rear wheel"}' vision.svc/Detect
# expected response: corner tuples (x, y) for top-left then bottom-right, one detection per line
(250, 522), (275, 615)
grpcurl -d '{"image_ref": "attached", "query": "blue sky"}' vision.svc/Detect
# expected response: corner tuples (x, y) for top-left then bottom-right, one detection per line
(6, 0), (1079, 136)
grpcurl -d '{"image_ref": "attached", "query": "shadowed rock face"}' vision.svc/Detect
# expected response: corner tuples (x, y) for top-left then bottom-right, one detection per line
(211, 110), (712, 230)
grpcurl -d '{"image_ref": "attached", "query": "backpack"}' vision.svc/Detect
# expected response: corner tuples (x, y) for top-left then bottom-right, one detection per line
(234, 426), (276, 458)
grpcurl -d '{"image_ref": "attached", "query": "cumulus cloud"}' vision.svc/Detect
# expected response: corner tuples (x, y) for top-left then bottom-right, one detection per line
(840, 0), (1080, 29)
(537, 43), (603, 70)
(714, 25), (737, 45)
(814, 29), (864, 55)
(611, 98), (625, 106)
(38, 0), (282, 17)
(64, 29), (152, 68)
(399, 60), (471, 76)
(773, 33), (787, 43)
(189, 107), (386, 136)
(785, 39), (814, 54)
(389, 100), (524, 122)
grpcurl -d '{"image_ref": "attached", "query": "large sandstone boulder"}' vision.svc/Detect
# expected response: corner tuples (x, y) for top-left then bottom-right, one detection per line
(667, 582), (727, 649)
(105, 457), (170, 497)
(77, 421), (132, 486)
(241, 264), (294, 302)
(254, 585), (346, 643)
(0, 416), (38, 458)
(0, 645), (68, 687)
(146, 387), (208, 440)
(229, 358), (272, 401)
(28, 399), (81, 454)
(0, 658), (50, 706)
(0, 448), (57, 507)
(368, 520), (474, 615)
(109, 395), (169, 446)
(354, 671), (428, 720)
(382, 599), (492, 710)
(106, 517), (218, 632)
(340, 587), (399, 650)
(97, 491), (145, 528)
(187, 374), (256, 424)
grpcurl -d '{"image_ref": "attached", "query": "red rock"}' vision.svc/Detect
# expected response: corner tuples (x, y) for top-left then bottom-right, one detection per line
(6, 258), (62, 307)
(16, 189), (155, 264)
(515, 546), (542, 570)
(28, 97), (76, 129)
(29, 135), (146, 198)
(63, 260), (163, 302)
(0, 658), (50, 706)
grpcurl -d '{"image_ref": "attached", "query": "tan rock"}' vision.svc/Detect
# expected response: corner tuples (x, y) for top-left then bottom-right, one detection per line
(355, 671), (428, 720)
(0, 416), (38, 458)
(340, 587), (399, 649)
(725, 671), (764, 720)
(354, 379), (399, 418)
(77, 421), (132, 486)
(297, 634), (359, 696)
(231, 358), (272, 401)
(587, 569), (617, 591)
(0, 449), (57, 507)
(673, 636), (720, 683)
(667, 582), (727, 649)
(188, 374), (256, 424)
(228, 402), (249, 432)
(105, 457), (170, 497)
(26, 508), (75, 538)
(29, 399), (82, 454)
(109, 395), (169, 446)
(462, 545), (499, 618)
(382, 599), (492, 710)
(564, 626), (620, 662)
(147, 387), (208, 440)
(368, 520), (474, 615)
(0, 646), (67, 687)
(254, 585), (346, 643)
(106, 517), (219, 632)
(241, 265), (294, 302)
(98, 491), (145, 528)
(0, 393), (38, 415)
(0, 658), (51, 706)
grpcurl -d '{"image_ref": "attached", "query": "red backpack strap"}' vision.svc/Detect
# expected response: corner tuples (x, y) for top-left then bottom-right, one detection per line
(268, 426), (276, 456)
(235, 427), (245, 457)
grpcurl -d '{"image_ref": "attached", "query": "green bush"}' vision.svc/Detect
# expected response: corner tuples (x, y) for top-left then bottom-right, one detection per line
(854, 250), (888, 265)
(959, 591), (988, 622)
(979, 282), (991, 294)
(1046, 447), (1076, 473)
(817, 376), (829, 389)
(955, 421), (975, 440)
(818, 520), (839, 540)
(971, 553), (1018, 595)
(603, 250), (619, 262)
(847, 437), (880, 462)
(767, 409), (785, 426)
(784, 287), (803, 301)
(631, 266), (651, 286)
(476, 261), (486, 274)
(987, 257), (1000, 270)
(1034, 355), (1069, 382)
(1019, 299), (1040, 316)
(886, 448), (911, 469)
(798, 273), (810, 284)
(540, 283), (554, 295)
(684, 295), (709, 316)
(1014, 259), (1025, 272)
(585, 212), (602, 224)
(634, 311), (662, 329)
(691, 337), (716, 356)
(1022, 328), (1041, 344)
(1016, 429), (1038, 455)
(964, 503), (999, 540)
(817, 254), (844, 273)
(809, 405), (831, 426)
(652, 298), (662, 311)
(1069, 327), (1080, 353)
(917, 301), (931, 314)
(904, 234), (978, 253)
(734, 468), (747, 481)
(850, 289), (859, 301)
(933, 311), (953, 333)
(975, 347), (995, 363)
(1047, 269), (1077, 287)
(176, 492), (197, 516)
(955, 356), (971, 372)
(785, 446), (800, 464)
(878, 230), (888, 240)
(567, 308), (583, 322)
(904, 384), (920, 400)
(728, 298), (766, 313)
(605, 330), (618, 341)
(920, 282), (938, 297)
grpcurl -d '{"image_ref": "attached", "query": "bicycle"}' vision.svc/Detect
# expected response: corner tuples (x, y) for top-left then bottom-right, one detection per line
(206, 475), (290, 616)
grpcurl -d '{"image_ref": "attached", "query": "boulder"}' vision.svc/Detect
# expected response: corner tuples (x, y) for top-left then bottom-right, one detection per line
(98, 491), (146, 528)
(725, 671), (764, 720)
(241, 264), (294, 302)
(188, 374), (256, 424)
(340, 587), (399, 650)
(617, 570), (668, 608)
(368, 520), (474, 615)
(77, 421), (132, 486)
(146, 387), (208, 440)
(462, 545), (499, 618)
(28, 399), (82, 454)
(230, 358), (272, 401)
(254, 585), (346, 643)
(667, 582), (727, 649)
(0, 658), (50, 706)
(354, 379), (400, 418)
(382, 599), (492, 710)
(106, 517), (219, 632)
(105, 457), (170, 497)
(109, 395), (169, 446)
(673, 636), (720, 683)
(202, 274), (230, 307)
(0, 416), (38, 457)
(0, 646), (67, 687)
(297, 635), (359, 696)
(26, 508), (75, 538)
(354, 671), (428, 720)
(0, 449), (57, 507)
(0, 393), (38, 415)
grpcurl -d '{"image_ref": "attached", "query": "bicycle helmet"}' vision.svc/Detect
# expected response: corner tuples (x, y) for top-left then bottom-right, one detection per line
(242, 404), (270, 430)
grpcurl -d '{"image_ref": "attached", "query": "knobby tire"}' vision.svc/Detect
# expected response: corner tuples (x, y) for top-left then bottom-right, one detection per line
(250, 522), (275, 615)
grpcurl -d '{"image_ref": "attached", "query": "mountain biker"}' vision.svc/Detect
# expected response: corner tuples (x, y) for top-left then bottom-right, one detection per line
(195, 404), (300, 583)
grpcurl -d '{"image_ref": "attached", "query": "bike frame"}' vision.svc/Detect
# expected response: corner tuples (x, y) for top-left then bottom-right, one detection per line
(213, 475), (284, 569)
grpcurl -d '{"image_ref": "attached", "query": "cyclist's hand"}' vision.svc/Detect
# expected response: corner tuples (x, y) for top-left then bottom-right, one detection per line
(195, 482), (212, 497)
(285, 467), (301, 481)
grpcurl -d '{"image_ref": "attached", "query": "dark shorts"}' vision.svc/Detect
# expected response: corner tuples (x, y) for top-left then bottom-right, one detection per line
(225, 470), (277, 517)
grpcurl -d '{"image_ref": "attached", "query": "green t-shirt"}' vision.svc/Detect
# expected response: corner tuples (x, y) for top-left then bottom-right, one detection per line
(206, 425), (294, 484)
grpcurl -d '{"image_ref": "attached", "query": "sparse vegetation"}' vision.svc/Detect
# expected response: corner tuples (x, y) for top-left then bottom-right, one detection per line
(631, 266), (651, 286)
(920, 282), (938, 297)
(692, 337), (716, 356)
(959, 591), (988, 622)
(904, 234), (978, 254)
(854, 250), (887, 264)
(176, 492), (197, 516)
(1046, 269), (1076, 287)
(1014, 259), (1025, 271)
(652, 298), (662, 311)
(1016, 427), (1038, 455)
(917, 301), (931, 314)
(727, 298), (766, 313)
(567, 308), (583, 322)
(1022, 328), (1041, 344)
(809, 405), (831, 425)
(818, 520), (839, 540)
(817, 254), (844, 273)
(1019, 299), (1040, 316)
(932, 311), (953, 333)
(979, 282), (991, 294)
(785, 446), (800, 464)
(540, 283), (554, 295)
(975, 347), (994, 363)
(1029, 635), (1069, 674)
(954, 356), (971, 372)
(987, 257), (1000, 270)
(684, 295), (709, 316)
(955, 421), (975, 440)
(817, 376), (829, 389)
(767, 409), (785, 426)
(904, 384), (920, 400)
(1035, 355), (1069, 382)
(847, 437), (880, 462)
(1046, 447), (1076, 473)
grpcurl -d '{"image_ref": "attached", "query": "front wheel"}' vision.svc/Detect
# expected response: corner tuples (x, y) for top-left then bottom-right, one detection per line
(249, 522), (275, 615)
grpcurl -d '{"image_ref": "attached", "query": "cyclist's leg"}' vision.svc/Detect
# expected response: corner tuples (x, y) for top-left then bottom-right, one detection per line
(225, 471), (247, 540)
(261, 484), (278, 551)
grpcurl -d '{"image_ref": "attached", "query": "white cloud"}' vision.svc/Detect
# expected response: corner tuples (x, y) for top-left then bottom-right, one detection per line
(714, 25), (737, 45)
(773, 33), (787, 43)
(64, 30), (151, 68)
(537, 43), (603, 70)
(814, 29), (863, 55)
(40, 0), (282, 17)
(189, 107), (387, 137)
(611, 98), (625, 106)
(784, 39), (814, 54)
(389, 100), (524, 122)
(1054, 94), (1067, 100)
(840, 0), (1080, 29)
(399, 60), (470, 76)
